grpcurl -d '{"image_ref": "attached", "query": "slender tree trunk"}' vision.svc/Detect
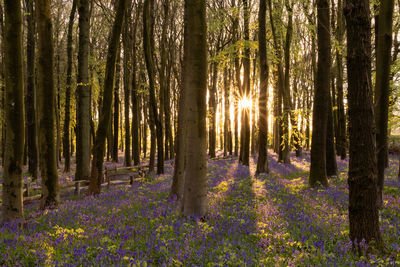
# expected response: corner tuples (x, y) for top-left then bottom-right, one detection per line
(240, 0), (251, 166)
(309, 0), (330, 188)
(2, 0), (25, 222)
(208, 62), (217, 158)
(326, 87), (338, 176)
(25, 0), (39, 178)
(123, 11), (131, 167)
(281, 1), (293, 164)
(336, 0), (347, 160)
(143, 0), (163, 174)
(182, 0), (208, 218)
(36, 0), (59, 208)
(223, 67), (232, 157)
(131, 10), (140, 166)
(63, 0), (77, 173)
(170, 65), (186, 201)
(112, 51), (121, 162)
(89, 0), (127, 195)
(374, 0), (394, 207)
(256, 0), (269, 175)
(76, 0), (91, 183)
(344, 0), (383, 248)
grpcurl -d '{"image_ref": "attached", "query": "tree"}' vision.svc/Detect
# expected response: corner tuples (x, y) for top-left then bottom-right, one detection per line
(76, 0), (91, 184)
(25, 0), (39, 179)
(182, 0), (208, 218)
(374, 0), (395, 207)
(63, 0), (77, 173)
(89, 0), (128, 195)
(36, 0), (59, 208)
(123, 8), (132, 167)
(309, 0), (330, 188)
(143, 0), (164, 174)
(2, 0), (25, 222)
(344, 0), (382, 248)
(256, 0), (269, 175)
(240, 0), (251, 166)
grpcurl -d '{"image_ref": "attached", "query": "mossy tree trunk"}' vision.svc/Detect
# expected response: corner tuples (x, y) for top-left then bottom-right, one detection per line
(2, 0), (25, 222)
(35, 0), (59, 208)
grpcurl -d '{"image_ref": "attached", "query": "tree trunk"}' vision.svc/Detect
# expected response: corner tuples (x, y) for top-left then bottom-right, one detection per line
(256, 0), (269, 175)
(131, 9), (140, 166)
(374, 0), (394, 207)
(123, 10), (131, 167)
(344, 0), (383, 248)
(309, 0), (330, 188)
(25, 0), (39, 179)
(240, 0), (251, 166)
(223, 67), (232, 156)
(112, 51), (121, 162)
(63, 0), (77, 173)
(170, 65), (186, 201)
(89, 0), (128, 195)
(76, 0), (91, 184)
(143, 0), (164, 174)
(2, 0), (25, 222)
(208, 62), (217, 158)
(335, 0), (347, 160)
(36, 0), (59, 208)
(326, 87), (338, 176)
(182, 0), (208, 218)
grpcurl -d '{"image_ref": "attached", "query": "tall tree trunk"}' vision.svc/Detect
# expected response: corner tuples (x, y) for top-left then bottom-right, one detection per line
(240, 0), (251, 166)
(256, 0), (269, 175)
(208, 62), (217, 158)
(182, 0), (208, 218)
(123, 10), (131, 167)
(309, 0), (330, 188)
(374, 0), (394, 207)
(223, 67), (232, 156)
(336, 0), (347, 160)
(281, 1), (293, 164)
(89, 0), (128, 195)
(326, 87), (338, 176)
(25, 0), (39, 178)
(36, 0), (59, 208)
(143, 0), (164, 174)
(2, 0), (25, 222)
(344, 0), (383, 248)
(63, 0), (77, 173)
(131, 9), (140, 166)
(76, 0), (91, 183)
(112, 51), (121, 162)
(170, 65), (186, 201)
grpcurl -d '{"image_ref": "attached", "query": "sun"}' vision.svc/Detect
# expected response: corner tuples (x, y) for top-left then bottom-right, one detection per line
(239, 96), (252, 110)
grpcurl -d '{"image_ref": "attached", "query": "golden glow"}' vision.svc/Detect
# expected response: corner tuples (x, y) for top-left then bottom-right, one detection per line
(239, 96), (252, 110)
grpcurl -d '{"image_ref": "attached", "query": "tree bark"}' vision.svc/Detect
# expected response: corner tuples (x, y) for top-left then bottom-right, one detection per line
(374, 0), (394, 207)
(240, 0), (251, 166)
(112, 51), (121, 162)
(123, 9), (131, 167)
(131, 6), (140, 166)
(63, 0), (77, 173)
(208, 62), (217, 158)
(143, 0), (164, 174)
(344, 0), (383, 248)
(89, 0), (128, 195)
(76, 0), (91, 183)
(309, 0), (330, 188)
(36, 0), (59, 208)
(256, 0), (269, 175)
(2, 0), (25, 222)
(25, 0), (39, 179)
(326, 87), (338, 176)
(182, 0), (208, 218)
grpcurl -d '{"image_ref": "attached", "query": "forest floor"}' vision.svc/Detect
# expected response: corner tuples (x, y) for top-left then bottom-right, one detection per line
(0, 151), (400, 266)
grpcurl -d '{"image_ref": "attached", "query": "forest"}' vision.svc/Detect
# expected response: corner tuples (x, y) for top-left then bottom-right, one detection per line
(0, 0), (400, 265)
